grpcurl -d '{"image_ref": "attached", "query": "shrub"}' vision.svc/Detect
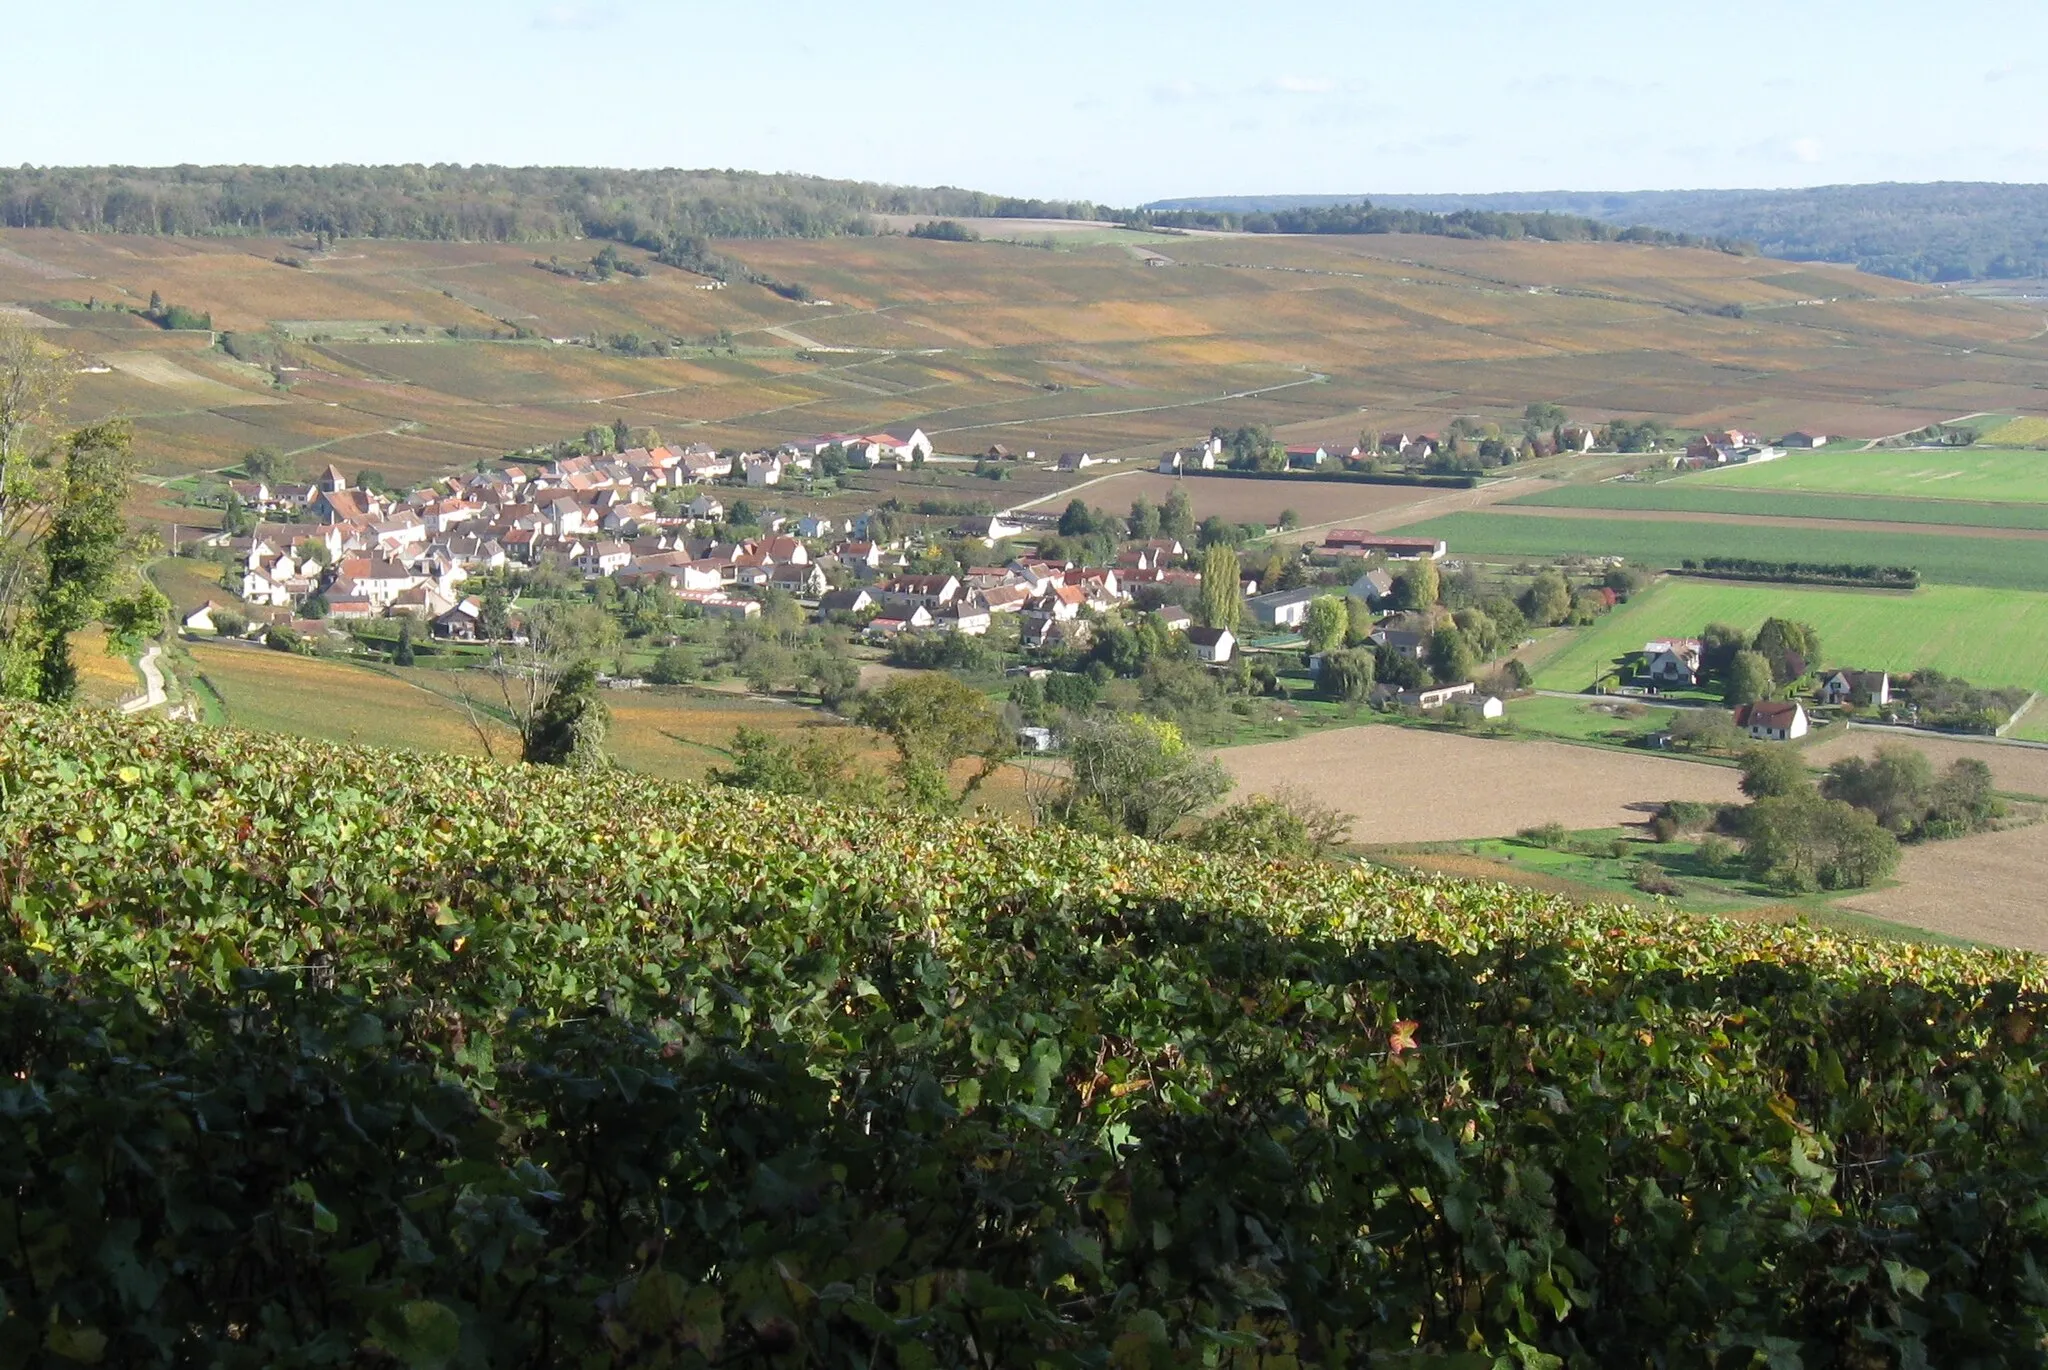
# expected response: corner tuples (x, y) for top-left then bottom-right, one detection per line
(1517, 820), (1569, 848)
(1633, 865), (1684, 897)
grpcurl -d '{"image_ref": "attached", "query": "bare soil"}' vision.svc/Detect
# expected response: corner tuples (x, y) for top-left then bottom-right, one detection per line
(1215, 725), (1744, 845)
(1839, 823), (2048, 952)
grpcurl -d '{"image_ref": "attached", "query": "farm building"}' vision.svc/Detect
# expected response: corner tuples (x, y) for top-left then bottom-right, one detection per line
(1323, 530), (1448, 561)
(1780, 432), (1829, 449)
(1374, 680), (1477, 710)
(1058, 451), (1097, 472)
(1247, 586), (1321, 629)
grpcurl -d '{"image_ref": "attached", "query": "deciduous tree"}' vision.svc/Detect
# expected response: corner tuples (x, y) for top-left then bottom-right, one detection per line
(1035, 712), (1231, 839)
(855, 673), (1012, 812)
(1724, 649), (1773, 707)
(1303, 595), (1347, 654)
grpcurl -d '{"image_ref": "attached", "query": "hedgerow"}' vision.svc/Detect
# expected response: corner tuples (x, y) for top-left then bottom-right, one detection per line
(2, 704), (2046, 1367)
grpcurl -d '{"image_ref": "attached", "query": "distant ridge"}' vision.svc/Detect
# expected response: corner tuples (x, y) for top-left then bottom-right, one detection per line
(1143, 183), (2048, 282)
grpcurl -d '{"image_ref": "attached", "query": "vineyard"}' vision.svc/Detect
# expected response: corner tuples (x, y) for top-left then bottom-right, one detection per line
(5, 704), (2048, 1366)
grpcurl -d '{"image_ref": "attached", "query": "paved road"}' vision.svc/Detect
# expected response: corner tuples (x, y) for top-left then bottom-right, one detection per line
(120, 644), (167, 715)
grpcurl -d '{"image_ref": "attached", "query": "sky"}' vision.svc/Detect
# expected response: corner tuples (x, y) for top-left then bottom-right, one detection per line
(8, 0), (2047, 203)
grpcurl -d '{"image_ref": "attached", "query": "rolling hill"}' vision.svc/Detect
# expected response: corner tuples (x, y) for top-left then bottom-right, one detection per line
(7, 224), (2047, 513)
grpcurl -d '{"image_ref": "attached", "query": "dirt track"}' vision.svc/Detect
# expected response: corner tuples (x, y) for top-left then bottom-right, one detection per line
(1216, 725), (1742, 845)
(1486, 503), (2048, 542)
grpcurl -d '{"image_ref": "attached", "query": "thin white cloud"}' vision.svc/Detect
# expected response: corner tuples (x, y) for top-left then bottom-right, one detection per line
(1790, 136), (1825, 165)
(1272, 75), (1336, 94)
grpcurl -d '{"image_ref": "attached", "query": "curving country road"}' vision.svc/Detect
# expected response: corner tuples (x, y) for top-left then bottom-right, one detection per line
(120, 644), (167, 715)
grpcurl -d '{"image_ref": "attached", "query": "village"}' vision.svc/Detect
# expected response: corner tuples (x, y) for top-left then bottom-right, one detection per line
(194, 429), (1491, 696)
(190, 418), (1908, 734)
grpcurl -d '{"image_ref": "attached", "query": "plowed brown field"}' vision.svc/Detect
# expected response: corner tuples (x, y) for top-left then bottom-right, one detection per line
(1215, 725), (1744, 844)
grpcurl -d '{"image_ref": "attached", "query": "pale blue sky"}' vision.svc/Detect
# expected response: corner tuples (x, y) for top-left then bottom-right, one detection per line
(7, 0), (2046, 202)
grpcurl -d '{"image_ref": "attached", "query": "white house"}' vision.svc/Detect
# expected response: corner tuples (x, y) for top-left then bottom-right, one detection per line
(744, 454), (784, 488)
(1479, 695), (1506, 719)
(1188, 625), (1235, 664)
(1349, 568), (1396, 605)
(576, 541), (634, 577)
(688, 493), (726, 521)
(954, 514), (1023, 545)
(1735, 700), (1810, 742)
(1819, 670), (1891, 707)
(1642, 638), (1702, 687)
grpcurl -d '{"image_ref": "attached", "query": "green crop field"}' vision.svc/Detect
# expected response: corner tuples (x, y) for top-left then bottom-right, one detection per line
(1409, 510), (2048, 590)
(1506, 481), (2048, 531)
(1708, 447), (2048, 503)
(1530, 579), (2048, 696)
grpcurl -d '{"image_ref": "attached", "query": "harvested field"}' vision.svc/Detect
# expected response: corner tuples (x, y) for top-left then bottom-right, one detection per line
(1214, 724), (1744, 844)
(1802, 729), (2048, 801)
(1839, 823), (2048, 952)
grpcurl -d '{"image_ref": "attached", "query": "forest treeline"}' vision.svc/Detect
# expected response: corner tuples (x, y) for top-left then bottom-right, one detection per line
(0, 165), (1720, 256)
(0, 165), (1111, 244)
(1150, 182), (2048, 282)
(1129, 200), (1751, 251)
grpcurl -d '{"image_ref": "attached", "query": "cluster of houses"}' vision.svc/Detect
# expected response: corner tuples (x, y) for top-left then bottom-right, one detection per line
(1635, 637), (1899, 741)
(834, 539), (1238, 659)
(1669, 428), (1815, 472)
(209, 446), (1250, 657)
(215, 440), (948, 636)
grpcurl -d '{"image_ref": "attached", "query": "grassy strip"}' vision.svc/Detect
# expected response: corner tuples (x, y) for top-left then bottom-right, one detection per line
(1508, 480), (2048, 531)
(1407, 511), (2048, 591)
(1528, 580), (2048, 697)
